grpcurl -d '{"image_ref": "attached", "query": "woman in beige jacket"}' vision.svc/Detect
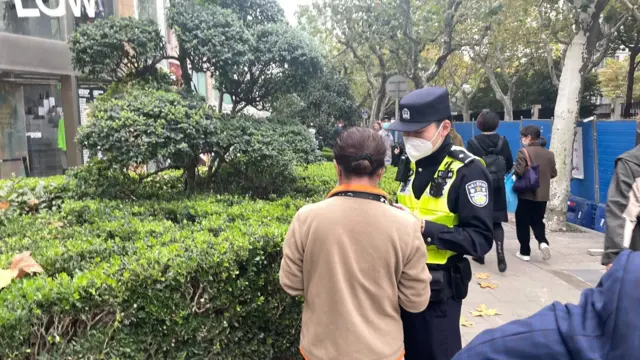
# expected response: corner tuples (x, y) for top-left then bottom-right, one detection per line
(279, 127), (431, 360)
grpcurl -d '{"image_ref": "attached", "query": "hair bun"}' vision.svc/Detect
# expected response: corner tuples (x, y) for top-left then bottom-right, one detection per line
(354, 153), (373, 163)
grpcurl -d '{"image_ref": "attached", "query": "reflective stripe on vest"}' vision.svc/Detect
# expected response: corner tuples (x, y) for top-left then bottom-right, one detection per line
(396, 147), (481, 265)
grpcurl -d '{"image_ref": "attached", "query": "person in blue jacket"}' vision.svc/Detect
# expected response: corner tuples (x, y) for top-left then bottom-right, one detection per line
(452, 249), (640, 360)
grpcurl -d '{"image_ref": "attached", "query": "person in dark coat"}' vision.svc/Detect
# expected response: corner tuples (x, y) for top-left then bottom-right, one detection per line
(452, 249), (640, 360)
(602, 144), (640, 269)
(466, 110), (513, 272)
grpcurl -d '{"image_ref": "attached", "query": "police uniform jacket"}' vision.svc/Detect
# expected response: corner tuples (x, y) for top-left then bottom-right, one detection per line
(413, 137), (494, 262)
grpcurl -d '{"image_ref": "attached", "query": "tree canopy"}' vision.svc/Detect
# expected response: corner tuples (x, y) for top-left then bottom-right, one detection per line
(70, 0), (323, 113)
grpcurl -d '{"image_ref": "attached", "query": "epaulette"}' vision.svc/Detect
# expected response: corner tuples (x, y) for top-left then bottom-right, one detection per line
(448, 146), (477, 167)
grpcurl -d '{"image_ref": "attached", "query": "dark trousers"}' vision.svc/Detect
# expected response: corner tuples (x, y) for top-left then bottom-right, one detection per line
(515, 198), (549, 256)
(493, 222), (505, 255)
(401, 298), (463, 360)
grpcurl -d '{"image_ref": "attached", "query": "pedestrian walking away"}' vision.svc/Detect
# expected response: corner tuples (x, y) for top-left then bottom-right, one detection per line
(279, 127), (431, 360)
(513, 125), (557, 262)
(388, 87), (493, 360)
(466, 110), (513, 272)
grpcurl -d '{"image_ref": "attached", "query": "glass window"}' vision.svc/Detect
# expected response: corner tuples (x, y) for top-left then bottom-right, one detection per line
(0, 82), (28, 178)
(74, 0), (116, 28)
(213, 90), (232, 105)
(0, 0), (67, 40)
(137, 0), (157, 22)
(191, 72), (208, 98)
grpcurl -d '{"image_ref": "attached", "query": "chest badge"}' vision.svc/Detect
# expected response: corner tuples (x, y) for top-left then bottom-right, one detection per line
(466, 180), (489, 207)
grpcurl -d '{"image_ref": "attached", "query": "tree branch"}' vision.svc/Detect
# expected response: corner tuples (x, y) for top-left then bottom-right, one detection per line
(620, 0), (640, 22)
(482, 64), (507, 103)
(602, 14), (630, 39)
(537, 0), (560, 87)
(588, 15), (629, 73)
(423, 0), (462, 83)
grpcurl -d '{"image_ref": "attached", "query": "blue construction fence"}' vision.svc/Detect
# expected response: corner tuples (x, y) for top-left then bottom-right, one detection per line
(449, 119), (638, 233)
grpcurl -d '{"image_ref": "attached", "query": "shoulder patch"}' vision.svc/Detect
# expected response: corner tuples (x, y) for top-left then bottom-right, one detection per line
(448, 147), (475, 165)
(465, 180), (489, 207)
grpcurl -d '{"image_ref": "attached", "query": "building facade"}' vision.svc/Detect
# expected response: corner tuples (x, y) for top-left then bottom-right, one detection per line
(0, 0), (167, 179)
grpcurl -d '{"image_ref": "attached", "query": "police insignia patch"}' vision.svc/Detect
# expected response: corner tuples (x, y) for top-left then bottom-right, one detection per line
(466, 180), (489, 207)
(402, 108), (410, 120)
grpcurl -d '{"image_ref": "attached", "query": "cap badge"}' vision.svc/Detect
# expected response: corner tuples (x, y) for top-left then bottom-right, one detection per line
(402, 108), (410, 120)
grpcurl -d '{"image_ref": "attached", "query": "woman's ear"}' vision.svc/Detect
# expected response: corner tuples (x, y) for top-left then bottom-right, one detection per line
(441, 120), (452, 136)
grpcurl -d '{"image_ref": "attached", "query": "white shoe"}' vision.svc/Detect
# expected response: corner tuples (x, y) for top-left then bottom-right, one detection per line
(539, 243), (551, 261)
(516, 252), (531, 262)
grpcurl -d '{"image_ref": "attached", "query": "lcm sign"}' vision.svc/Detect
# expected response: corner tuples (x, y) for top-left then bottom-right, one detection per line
(14, 0), (97, 18)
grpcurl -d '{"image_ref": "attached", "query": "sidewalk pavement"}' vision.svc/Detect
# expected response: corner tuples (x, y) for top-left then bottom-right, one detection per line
(461, 219), (605, 345)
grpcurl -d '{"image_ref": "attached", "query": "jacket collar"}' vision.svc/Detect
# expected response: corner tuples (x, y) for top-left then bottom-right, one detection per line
(327, 184), (389, 200)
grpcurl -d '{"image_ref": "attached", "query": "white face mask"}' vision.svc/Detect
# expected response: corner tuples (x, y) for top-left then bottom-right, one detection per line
(403, 124), (444, 162)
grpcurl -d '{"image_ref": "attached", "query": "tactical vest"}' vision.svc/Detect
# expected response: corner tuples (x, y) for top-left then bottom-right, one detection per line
(397, 146), (484, 265)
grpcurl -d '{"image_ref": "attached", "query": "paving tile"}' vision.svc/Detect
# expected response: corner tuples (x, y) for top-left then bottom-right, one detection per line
(460, 221), (604, 346)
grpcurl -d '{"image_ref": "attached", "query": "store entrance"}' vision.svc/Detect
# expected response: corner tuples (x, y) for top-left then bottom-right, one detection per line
(0, 82), (28, 178)
(23, 84), (66, 177)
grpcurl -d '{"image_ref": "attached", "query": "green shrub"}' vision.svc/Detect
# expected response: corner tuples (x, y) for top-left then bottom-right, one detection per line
(0, 176), (66, 222)
(293, 162), (398, 201)
(0, 162), (401, 359)
(65, 159), (184, 200)
(77, 87), (217, 192)
(320, 147), (333, 162)
(0, 196), (304, 359)
(212, 115), (320, 198)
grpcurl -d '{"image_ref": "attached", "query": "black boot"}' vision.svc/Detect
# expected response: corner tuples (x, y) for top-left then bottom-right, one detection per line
(472, 257), (485, 265)
(495, 238), (507, 273)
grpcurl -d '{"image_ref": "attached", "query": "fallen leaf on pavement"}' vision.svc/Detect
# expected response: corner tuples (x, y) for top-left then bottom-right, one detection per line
(470, 304), (501, 317)
(475, 273), (491, 280)
(0, 269), (19, 290)
(478, 281), (499, 289)
(9, 252), (44, 279)
(460, 316), (475, 328)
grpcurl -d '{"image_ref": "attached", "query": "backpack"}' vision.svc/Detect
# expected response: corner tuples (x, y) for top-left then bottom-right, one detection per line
(471, 136), (506, 187)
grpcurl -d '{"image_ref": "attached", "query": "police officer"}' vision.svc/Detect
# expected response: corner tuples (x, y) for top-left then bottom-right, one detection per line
(387, 87), (494, 360)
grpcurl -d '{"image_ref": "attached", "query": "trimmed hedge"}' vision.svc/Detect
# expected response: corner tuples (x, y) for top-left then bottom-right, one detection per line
(0, 163), (399, 359)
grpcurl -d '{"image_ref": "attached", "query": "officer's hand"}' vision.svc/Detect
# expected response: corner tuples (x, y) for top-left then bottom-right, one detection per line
(606, 263), (613, 272)
(394, 148), (400, 155)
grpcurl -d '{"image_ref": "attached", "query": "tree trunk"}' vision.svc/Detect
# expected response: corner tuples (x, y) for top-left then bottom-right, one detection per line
(178, 43), (192, 93)
(502, 98), (514, 121)
(378, 94), (391, 120)
(463, 101), (471, 122)
(624, 50), (638, 118)
(412, 74), (424, 89)
(184, 157), (198, 194)
(546, 30), (589, 232)
(370, 82), (386, 124)
(217, 86), (224, 113)
(484, 67), (514, 121)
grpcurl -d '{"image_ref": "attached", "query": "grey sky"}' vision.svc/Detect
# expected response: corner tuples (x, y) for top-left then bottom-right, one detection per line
(278, 0), (312, 24)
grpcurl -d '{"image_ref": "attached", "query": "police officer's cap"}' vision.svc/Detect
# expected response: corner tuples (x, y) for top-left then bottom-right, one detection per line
(387, 86), (451, 132)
